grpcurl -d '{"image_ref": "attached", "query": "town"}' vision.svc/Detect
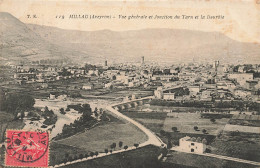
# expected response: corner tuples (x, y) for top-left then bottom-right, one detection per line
(1, 58), (260, 103)
(0, 56), (260, 168)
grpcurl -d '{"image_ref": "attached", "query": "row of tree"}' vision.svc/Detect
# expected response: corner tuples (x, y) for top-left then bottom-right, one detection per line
(56, 141), (140, 164)
(151, 99), (260, 112)
(0, 89), (35, 119)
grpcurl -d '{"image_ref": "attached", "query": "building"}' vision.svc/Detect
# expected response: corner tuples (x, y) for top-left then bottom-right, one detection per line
(131, 94), (136, 100)
(234, 88), (252, 99)
(141, 56), (144, 64)
(57, 94), (67, 101)
(104, 82), (112, 88)
(163, 92), (175, 100)
(179, 136), (206, 154)
(200, 90), (212, 101)
(154, 87), (163, 99)
(188, 86), (200, 96)
(49, 94), (56, 100)
(82, 84), (93, 90)
(228, 73), (253, 86)
(245, 80), (258, 90)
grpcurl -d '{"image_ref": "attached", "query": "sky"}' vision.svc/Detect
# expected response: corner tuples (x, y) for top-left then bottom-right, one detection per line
(0, 0), (259, 43)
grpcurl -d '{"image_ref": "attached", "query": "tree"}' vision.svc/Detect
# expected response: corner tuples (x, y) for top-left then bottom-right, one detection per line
(202, 138), (207, 144)
(167, 139), (172, 149)
(90, 152), (94, 157)
(110, 144), (114, 150)
(105, 149), (109, 154)
(20, 111), (25, 120)
(94, 107), (98, 117)
(65, 153), (69, 160)
(162, 147), (168, 157)
(59, 68), (72, 76)
(81, 104), (93, 122)
(202, 129), (207, 134)
(191, 137), (196, 142)
(119, 141), (123, 148)
(99, 108), (104, 114)
(160, 130), (166, 136)
(84, 153), (89, 158)
(194, 126), (198, 131)
(134, 143), (139, 148)
(44, 106), (49, 113)
(196, 137), (202, 142)
(111, 142), (116, 150)
(94, 151), (99, 157)
(124, 145), (128, 150)
(68, 156), (73, 162)
(172, 127), (178, 132)
(4, 93), (35, 116)
(43, 107), (54, 117)
(110, 149), (113, 153)
(60, 108), (66, 115)
(165, 132), (171, 139)
(210, 118), (216, 123)
(79, 154), (84, 159)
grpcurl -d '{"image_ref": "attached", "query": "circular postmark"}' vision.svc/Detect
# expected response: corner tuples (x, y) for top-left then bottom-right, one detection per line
(5, 131), (49, 163)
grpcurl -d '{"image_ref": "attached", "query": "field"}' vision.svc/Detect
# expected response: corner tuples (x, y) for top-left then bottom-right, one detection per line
(50, 142), (88, 165)
(223, 124), (260, 134)
(164, 151), (256, 168)
(56, 122), (147, 152)
(123, 111), (168, 134)
(123, 105), (229, 142)
(210, 133), (260, 162)
(163, 113), (229, 135)
(52, 113), (148, 164)
(60, 145), (162, 168)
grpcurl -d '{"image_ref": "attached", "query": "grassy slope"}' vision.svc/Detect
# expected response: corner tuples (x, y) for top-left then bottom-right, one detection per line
(51, 113), (148, 165)
(211, 134), (260, 162)
(61, 145), (162, 168)
(56, 122), (147, 152)
(165, 151), (256, 168)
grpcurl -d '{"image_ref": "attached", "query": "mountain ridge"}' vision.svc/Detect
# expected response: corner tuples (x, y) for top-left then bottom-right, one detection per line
(27, 23), (260, 64)
(1, 12), (259, 65)
(0, 12), (90, 65)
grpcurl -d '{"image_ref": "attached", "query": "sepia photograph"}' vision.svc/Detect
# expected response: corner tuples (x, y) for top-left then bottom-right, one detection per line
(0, 0), (260, 167)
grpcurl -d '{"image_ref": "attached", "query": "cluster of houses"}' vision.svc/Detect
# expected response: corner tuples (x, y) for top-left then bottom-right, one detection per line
(3, 61), (260, 102)
(153, 63), (260, 102)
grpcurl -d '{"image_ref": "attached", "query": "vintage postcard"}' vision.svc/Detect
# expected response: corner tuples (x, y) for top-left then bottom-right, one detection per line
(0, 0), (259, 167)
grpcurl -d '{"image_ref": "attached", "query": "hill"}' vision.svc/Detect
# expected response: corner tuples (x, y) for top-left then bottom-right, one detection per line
(1, 12), (259, 65)
(0, 12), (88, 65)
(27, 24), (260, 65)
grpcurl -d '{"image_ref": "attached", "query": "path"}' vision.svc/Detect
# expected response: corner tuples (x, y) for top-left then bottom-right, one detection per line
(106, 96), (165, 147)
(171, 147), (260, 166)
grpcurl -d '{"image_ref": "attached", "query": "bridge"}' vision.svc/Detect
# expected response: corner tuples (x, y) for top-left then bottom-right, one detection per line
(112, 96), (153, 111)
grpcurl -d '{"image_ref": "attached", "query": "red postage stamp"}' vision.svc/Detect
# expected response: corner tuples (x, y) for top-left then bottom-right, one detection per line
(5, 130), (49, 167)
